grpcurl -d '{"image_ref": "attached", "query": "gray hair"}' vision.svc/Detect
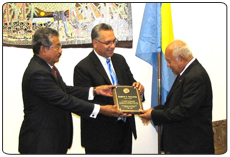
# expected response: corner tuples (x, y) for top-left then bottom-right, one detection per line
(91, 23), (113, 41)
(173, 44), (193, 61)
(32, 27), (59, 54)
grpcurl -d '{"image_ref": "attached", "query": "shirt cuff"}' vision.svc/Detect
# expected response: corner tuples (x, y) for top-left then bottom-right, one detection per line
(90, 104), (100, 118)
(88, 87), (94, 100)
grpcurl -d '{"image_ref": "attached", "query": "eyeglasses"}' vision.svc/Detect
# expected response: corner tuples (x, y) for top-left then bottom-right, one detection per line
(95, 38), (118, 46)
(49, 45), (62, 50)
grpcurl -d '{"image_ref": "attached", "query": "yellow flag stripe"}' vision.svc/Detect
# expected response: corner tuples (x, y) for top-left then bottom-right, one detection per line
(161, 3), (174, 54)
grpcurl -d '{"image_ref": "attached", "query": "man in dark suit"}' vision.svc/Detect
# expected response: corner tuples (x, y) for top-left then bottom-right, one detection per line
(19, 27), (126, 154)
(74, 23), (144, 154)
(139, 40), (214, 154)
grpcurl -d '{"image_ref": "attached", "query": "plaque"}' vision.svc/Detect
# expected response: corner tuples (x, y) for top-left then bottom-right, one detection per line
(113, 86), (143, 114)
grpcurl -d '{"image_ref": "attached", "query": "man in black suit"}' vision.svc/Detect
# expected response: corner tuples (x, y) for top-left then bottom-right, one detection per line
(74, 23), (144, 154)
(139, 40), (214, 154)
(19, 27), (126, 154)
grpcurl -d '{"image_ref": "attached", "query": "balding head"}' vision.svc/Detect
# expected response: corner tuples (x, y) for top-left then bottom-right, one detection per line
(166, 40), (193, 61)
(165, 40), (194, 75)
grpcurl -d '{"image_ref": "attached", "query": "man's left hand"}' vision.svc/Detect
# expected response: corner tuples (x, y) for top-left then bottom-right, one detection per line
(132, 82), (144, 95)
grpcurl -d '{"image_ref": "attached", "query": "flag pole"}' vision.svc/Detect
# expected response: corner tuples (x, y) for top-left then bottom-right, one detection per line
(157, 52), (162, 154)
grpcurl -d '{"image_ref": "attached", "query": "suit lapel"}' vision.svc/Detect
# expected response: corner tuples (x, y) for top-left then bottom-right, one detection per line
(90, 51), (112, 85)
(165, 76), (180, 101)
(33, 55), (66, 91)
(53, 66), (66, 91)
(111, 56), (123, 85)
(164, 59), (199, 104)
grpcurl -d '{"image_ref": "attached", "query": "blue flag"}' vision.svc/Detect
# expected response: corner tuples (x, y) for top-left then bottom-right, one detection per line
(136, 3), (161, 70)
(136, 3), (176, 108)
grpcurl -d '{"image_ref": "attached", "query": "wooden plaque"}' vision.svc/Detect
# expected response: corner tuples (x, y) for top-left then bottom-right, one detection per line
(113, 86), (143, 114)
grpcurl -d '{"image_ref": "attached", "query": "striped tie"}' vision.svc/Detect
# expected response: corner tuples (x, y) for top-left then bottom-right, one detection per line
(106, 58), (126, 122)
(106, 58), (118, 85)
(52, 67), (57, 77)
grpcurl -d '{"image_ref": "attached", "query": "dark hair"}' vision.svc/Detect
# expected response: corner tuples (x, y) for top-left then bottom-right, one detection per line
(91, 23), (113, 41)
(32, 27), (59, 54)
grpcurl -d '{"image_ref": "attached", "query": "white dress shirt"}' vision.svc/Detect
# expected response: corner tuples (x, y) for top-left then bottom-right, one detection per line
(94, 51), (125, 121)
(94, 51), (117, 85)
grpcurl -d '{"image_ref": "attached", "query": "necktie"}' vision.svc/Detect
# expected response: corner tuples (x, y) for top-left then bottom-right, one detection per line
(52, 67), (57, 77)
(106, 58), (126, 122)
(177, 75), (181, 82)
(106, 58), (118, 85)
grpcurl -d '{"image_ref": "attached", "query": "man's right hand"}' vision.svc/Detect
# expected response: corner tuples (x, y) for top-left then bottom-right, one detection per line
(99, 105), (131, 118)
(139, 108), (154, 124)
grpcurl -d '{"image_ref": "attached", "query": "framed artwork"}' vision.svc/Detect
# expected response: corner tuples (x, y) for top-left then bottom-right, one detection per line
(3, 3), (133, 48)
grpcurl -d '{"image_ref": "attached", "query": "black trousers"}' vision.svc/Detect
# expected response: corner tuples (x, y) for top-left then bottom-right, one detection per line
(85, 120), (132, 154)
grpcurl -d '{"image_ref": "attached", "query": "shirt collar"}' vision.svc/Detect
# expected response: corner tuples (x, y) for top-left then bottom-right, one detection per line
(180, 57), (196, 76)
(94, 50), (111, 65)
(47, 63), (53, 69)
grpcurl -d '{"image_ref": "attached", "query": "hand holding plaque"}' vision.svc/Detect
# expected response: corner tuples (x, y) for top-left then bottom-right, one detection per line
(113, 86), (143, 114)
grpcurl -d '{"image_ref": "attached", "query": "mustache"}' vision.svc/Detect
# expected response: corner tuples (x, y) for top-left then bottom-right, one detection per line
(58, 53), (62, 57)
(108, 48), (115, 51)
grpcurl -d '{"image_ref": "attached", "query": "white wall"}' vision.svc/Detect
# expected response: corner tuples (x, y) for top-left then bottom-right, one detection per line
(2, 3), (226, 154)
(171, 3), (227, 121)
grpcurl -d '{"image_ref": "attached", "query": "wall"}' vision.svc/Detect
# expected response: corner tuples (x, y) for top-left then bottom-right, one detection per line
(2, 3), (226, 154)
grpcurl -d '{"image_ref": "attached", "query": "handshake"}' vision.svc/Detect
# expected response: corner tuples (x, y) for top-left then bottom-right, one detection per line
(96, 84), (152, 124)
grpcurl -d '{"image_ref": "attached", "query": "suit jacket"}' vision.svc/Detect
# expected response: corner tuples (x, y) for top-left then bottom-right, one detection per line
(74, 51), (138, 151)
(152, 59), (214, 154)
(19, 55), (94, 154)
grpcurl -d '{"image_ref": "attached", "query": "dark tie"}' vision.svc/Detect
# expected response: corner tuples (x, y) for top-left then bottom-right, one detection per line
(52, 67), (57, 77)
(177, 75), (181, 82)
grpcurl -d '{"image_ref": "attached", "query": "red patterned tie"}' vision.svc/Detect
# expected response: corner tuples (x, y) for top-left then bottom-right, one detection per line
(52, 67), (57, 77)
